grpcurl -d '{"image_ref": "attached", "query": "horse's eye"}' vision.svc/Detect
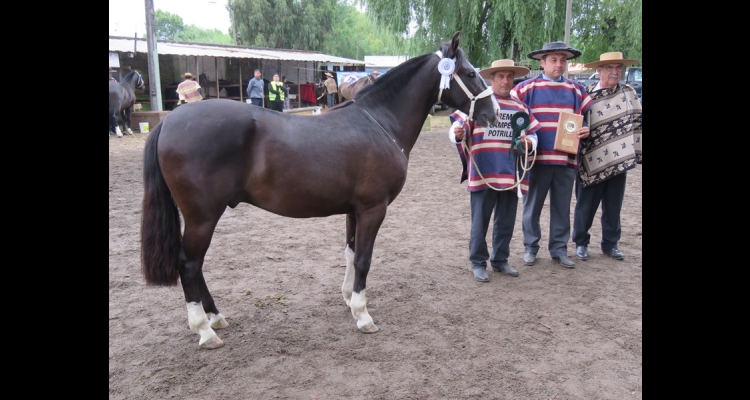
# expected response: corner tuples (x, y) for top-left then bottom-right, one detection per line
(469, 72), (476, 78)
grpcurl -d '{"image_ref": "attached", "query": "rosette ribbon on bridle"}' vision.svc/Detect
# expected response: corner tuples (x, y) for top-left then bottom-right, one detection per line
(438, 58), (455, 91)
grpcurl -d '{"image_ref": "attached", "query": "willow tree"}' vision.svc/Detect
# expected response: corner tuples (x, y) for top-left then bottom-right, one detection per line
(572, 0), (642, 65)
(324, 2), (409, 59)
(360, 0), (641, 68)
(360, 0), (568, 67)
(228, 0), (337, 50)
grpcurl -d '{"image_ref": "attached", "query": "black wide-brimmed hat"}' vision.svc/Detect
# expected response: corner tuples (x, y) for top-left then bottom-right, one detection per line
(527, 41), (582, 60)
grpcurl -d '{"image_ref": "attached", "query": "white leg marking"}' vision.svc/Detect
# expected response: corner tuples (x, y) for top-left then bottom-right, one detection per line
(115, 126), (123, 136)
(207, 312), (229, 329)
(187, 302), (224, 349)
(350, 290), (377, 332)
(125, 127), (133, 134)
(342, 245), (355, 306)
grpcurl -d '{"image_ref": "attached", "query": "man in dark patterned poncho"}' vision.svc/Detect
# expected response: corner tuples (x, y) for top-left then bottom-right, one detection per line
(573, 52), (642, 262)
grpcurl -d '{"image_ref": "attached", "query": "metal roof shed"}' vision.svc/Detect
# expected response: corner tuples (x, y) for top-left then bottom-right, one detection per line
(109, 36), (368, 109)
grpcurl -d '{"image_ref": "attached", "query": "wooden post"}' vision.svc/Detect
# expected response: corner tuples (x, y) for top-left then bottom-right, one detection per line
(215, 58), (220, 98)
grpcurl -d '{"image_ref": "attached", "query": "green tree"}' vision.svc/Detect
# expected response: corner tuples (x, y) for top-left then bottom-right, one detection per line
(572, 0), (642, 66)
(228, 0), (336, 50)
(360, 0), (641, 68)
(324, 2), (408, 59)
(155, 10), (185, 40)
(155, 9), (233, 45)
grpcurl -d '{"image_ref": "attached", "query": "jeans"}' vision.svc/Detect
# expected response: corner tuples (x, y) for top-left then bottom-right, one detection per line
(327, 93), (336, 108)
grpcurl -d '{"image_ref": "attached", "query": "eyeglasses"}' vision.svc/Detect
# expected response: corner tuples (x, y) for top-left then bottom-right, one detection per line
(601, 65), (624, 71)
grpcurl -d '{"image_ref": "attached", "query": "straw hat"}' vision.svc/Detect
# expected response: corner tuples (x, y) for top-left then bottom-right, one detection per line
(371, 71), (380, 76)
(527, 41), (582, 60)
(583, 52), (637, 69)
(479, 60), (530, 79)
(324, 72), (333, 77)
(181, 72), (195, 80)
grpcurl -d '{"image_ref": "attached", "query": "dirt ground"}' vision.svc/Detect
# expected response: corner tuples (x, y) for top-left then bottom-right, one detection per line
(109, 115), (642, 399)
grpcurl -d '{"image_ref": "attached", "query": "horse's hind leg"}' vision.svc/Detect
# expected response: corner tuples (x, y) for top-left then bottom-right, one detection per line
(342, 213), (356, 306)
(122, 109), (134, 135)
(180, 216), (228, 349)
(110, 105), (123, 136)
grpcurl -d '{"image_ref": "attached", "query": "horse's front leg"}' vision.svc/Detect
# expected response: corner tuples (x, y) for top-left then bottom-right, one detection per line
(343, 207), (385, 333)
(180, 218), (227, 349)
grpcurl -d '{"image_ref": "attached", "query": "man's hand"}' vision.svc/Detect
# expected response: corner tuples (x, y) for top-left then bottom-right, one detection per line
(453, 125), (465, 141)
(519, 134), (530, 151)
(577, 126), (590, 139)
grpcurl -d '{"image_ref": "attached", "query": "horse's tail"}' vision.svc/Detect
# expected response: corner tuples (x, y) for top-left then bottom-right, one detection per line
(141, 122), (181, 286)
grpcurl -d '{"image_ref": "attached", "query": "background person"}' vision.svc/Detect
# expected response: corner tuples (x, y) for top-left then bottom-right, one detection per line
(247, 69), (265, 107)
(449, 60), (541, 282)
(323, 72), (338, 108)
(511, 41), (593, 269)
(573, 52), (642, 261)
(282, 75), (292, 110)
(176, 72), (203, 105)
(268, 73), (285, 112)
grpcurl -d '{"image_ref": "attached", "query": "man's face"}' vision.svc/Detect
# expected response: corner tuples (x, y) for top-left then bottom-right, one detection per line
(254, 71), (261, 78)
(540, 53), (568, 80)
(490, 71), (515, 97)
(597, 64), (624, 89)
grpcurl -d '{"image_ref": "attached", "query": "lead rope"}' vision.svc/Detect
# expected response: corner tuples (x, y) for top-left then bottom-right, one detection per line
(350, 51), (496, 162)
(433, 51), (533, 195)
(461, 136), (536, 198)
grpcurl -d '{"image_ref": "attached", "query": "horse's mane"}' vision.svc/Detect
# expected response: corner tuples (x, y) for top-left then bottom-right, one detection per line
(352, 40), (466, 106)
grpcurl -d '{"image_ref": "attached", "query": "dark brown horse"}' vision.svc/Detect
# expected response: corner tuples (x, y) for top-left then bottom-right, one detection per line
(141, 32), (498, 349)
(338, 73), (377, 102)
(109, 70), (145, 136)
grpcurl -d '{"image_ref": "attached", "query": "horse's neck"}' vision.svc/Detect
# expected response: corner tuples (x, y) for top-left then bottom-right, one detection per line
(124, 74), (139, 89)
(357, 62), (440, 155)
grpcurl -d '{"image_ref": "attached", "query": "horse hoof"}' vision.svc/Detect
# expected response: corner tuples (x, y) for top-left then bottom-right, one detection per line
(199, 336), (224, 350)
(359, 323), (379, 333)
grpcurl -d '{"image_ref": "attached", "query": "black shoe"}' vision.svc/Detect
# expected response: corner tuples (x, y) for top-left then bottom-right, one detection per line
(552, 255), (576, 268)
(576, 246), (589, 260)
(604, 247), (625, 260)
(523, 252), (536, 266)
(472, 267), (489, 282)
(491, 262), (519, 277)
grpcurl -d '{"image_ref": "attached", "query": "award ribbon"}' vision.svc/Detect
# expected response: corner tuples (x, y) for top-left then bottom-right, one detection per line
(437, 58), (455, 90)
(509, 112), (530, 159)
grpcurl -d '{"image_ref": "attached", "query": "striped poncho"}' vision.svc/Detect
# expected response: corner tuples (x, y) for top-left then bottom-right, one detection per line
(451, 95), (541, 195)
(511, 75), (592, 169)
(176, 80), (203, 103)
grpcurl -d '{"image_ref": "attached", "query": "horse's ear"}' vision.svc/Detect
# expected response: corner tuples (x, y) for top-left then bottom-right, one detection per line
(450, 31), (461, 55)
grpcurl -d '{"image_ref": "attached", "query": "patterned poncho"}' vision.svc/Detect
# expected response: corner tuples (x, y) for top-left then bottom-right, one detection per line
(511, 75), (592, 169)
(451, 95), (541, 194)
(578, 83), (642, 188)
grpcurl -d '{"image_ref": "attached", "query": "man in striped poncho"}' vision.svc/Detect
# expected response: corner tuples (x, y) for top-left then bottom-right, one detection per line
(511, 42), (593, 269)
(449, 60), (541, 282)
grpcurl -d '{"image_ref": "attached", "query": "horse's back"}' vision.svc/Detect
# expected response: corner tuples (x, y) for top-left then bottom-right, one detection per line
(156, 99), (407, 217)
